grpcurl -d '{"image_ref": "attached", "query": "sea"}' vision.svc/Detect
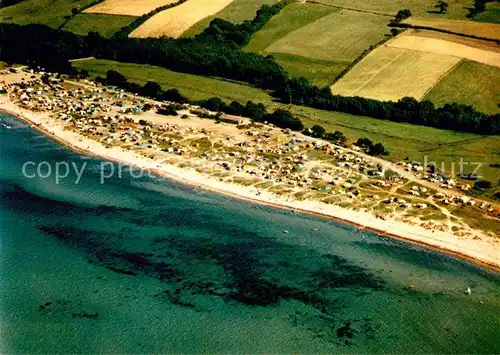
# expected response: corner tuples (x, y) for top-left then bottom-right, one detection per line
(1, 112), (499, 353)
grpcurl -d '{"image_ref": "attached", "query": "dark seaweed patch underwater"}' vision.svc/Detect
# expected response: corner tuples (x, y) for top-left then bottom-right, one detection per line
(1, 113), (500, 353)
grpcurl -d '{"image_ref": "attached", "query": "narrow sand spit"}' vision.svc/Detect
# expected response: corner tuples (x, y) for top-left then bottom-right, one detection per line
(83, 0), (178, 16)
(129, 0), (233, 38)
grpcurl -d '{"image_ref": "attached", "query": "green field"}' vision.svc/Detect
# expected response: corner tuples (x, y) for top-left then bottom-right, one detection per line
(244, 2), (337, 53)
(62, 13), (136, 37)
(474, 8), (500, 23)
(73, 59), (274, 104)
(424, 60), (500, 114)
(269, 53), (348, 87)
(181, 0), (278, 37)
(0, 0), (96, 28)
(265, 9), (391, 61)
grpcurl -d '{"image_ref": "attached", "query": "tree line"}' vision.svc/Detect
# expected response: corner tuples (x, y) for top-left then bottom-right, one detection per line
(0, 3), (498, 135)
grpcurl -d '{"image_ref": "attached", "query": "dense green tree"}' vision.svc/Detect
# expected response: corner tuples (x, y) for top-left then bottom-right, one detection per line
(244, 101), (267, 122)
(106, 70), (128, 87)
(201, 97), (226, 112)
(368, 142), (388, 156)
(355, 138), (373, 148)
(474, 180), (492, 189)
(142, 81), (162, 98)
(435, 0), (449, 13)
(265, 109), (304, 131)
(324, 131), (346, 144)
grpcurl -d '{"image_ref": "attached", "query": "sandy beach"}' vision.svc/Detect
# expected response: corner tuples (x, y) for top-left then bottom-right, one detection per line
(1, 95), (499, 272)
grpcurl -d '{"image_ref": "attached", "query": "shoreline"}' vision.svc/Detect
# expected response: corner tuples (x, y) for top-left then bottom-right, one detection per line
(2, 106), (499, 273)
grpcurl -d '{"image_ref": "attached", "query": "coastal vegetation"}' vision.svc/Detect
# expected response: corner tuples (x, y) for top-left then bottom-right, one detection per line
(72, 61), (500, 182)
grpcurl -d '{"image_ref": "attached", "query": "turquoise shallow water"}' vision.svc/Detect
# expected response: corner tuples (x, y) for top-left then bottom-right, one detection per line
(1, 113), (499, 353)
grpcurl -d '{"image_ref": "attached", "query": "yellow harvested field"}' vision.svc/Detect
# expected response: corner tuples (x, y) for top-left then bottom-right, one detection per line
(83, 0), (178, 16)
(388, 34), (500, 68)
(129, 0), (233, 38)
(408, 29), (500, 53)
(404, 18), (500, 41)
(330, 46), (461, 101)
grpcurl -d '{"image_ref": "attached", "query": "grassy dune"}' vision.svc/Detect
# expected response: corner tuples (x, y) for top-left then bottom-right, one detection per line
(62, 13), (136, 38)
(181, 0), (278, 37)
(244, 2), (337, 53)
(0, 0), (96, 28)
(73, 59), (274, 104)
(265, 10), (391, 61)
(425, 60), (500, 114)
